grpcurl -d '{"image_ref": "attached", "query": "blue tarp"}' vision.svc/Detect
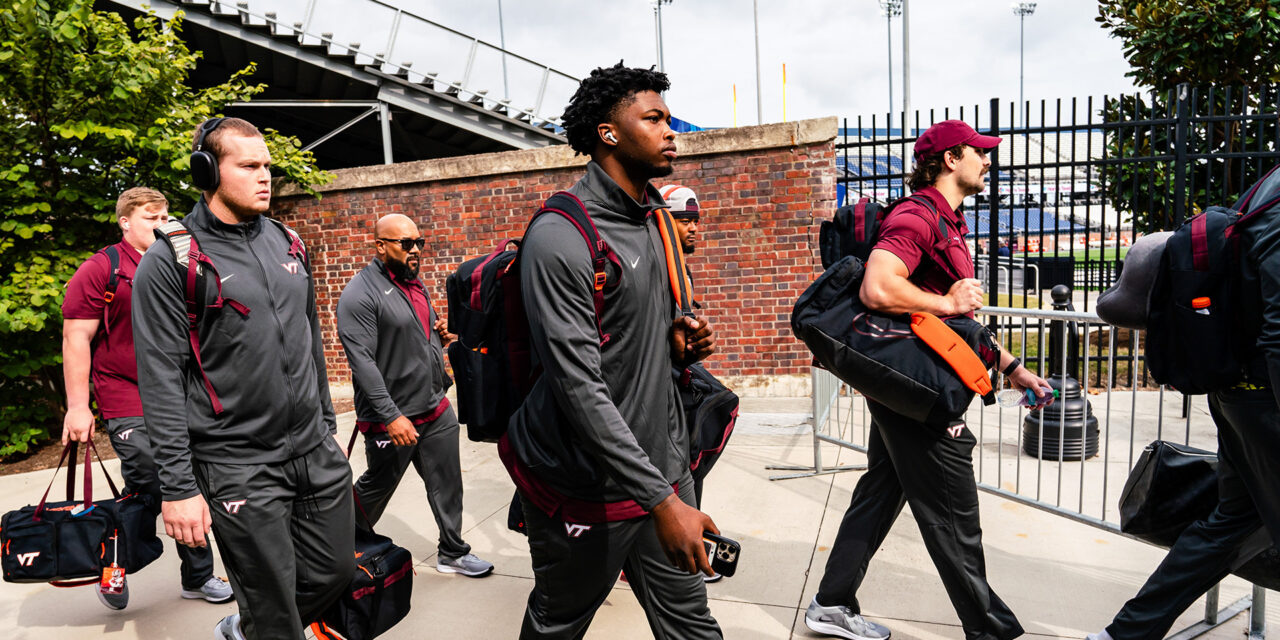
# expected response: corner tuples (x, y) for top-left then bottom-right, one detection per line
(962, 208), (1086, 238)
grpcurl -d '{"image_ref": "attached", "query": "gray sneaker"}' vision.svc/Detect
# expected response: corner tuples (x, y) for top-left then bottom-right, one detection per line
(183, 576), (235, 604)
(436, 553), (494, 577)
(214, 613), (246, 640)
(1086, 632), (1114, 640)
(805, 597), (891, 640)
(96, 577), (129, 610)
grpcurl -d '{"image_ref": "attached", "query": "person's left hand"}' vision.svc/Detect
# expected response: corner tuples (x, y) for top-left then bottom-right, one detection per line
(1009, 366), (1054, 408)
(670, 315), (715, 366)
(434, 317), (456, 347)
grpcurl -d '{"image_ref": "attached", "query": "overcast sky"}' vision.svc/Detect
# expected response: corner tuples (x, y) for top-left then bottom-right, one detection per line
(254, 0), (1143, 129)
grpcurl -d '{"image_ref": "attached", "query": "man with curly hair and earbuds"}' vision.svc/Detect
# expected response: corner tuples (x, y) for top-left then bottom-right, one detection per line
(503, 61), (723, 639)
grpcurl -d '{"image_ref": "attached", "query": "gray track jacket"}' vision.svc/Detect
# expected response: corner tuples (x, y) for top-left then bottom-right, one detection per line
(506, 161), (688, 511)
(337, 259), (449, 424)
(132, 200), (336, 501)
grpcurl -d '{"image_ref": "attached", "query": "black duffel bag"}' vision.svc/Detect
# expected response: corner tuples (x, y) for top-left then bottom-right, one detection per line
(791, 255), (999, 424)
(313, 527), (414, 640)
(1, 440), (162, 586)
(1119, 440), (1279, 590)
(678, 364), (740, 484)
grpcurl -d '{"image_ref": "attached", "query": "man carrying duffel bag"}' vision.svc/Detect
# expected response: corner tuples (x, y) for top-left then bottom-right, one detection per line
(805, 120), (1049, 640)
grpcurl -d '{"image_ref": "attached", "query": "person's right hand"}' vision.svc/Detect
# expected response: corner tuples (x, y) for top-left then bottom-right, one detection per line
(61, 406), (95, 444)
(650, 492), (718, 576)
(162, 495), (211, 548)
(944, 278), (985, 315)
(386, 415), (419, 447)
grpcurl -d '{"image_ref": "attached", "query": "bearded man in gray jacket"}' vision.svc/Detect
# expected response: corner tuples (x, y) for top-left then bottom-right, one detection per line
(337, 213), (493, 578)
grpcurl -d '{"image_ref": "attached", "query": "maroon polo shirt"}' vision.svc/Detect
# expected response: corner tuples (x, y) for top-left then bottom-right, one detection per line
(61, 240), (144, 418)
(873, 186), (974, 299)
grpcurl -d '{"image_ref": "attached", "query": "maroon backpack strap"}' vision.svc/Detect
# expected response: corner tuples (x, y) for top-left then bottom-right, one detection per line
(528, 191), (619, 348)
(158, 222), (251, 416)
(1191, 213), (1210, 271)
(853, 197), (870, 244)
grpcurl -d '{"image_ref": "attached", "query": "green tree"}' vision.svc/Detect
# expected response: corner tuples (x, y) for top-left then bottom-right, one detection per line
(0, 0), (332, 455)
(1095, 0), (1280, 232)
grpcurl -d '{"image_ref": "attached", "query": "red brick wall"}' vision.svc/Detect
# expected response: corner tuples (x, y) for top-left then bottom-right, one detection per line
(273, 128), (835, 386)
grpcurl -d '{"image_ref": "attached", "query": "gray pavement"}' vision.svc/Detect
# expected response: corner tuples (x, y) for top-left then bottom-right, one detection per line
(0, 396), (1274, 639)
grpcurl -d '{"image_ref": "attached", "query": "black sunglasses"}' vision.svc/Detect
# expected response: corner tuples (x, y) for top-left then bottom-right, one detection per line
(378, 237), (426, 251)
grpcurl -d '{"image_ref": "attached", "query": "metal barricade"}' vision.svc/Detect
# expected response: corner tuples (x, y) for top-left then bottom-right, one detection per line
(773, 306), (1268, 638)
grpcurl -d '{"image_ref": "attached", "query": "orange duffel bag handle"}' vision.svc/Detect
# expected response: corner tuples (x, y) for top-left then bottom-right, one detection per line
(909, 312), (994, 400)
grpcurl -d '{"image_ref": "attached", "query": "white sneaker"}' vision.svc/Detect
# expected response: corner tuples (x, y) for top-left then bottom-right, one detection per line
(214, 613), (246, 640)
(804, 596), (891, 640)
(182, 576), (234, 604)
(1086, 631), (1114, 640)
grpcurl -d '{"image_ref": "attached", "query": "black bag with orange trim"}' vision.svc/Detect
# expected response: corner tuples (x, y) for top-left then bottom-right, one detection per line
(312, 528), (414, 640)
(1, 440), (161, 585)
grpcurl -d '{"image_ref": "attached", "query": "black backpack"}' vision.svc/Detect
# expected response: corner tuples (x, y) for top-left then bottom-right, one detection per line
(679, 364), (740, 483)
(446, 192), (619, 443)
(1145, 164), (1280, 394)
(819, 195), (941, 267)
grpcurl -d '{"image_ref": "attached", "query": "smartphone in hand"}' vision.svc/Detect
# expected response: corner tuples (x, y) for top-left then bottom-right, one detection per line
(701, 532), (741, 578)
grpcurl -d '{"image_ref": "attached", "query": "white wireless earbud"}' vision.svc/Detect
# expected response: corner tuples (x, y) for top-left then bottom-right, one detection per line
(605, 132), (618, 144)
(121, 221), (130, 231)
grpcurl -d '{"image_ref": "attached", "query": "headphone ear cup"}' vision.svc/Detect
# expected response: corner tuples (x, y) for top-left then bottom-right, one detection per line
(190, 150), (219, 192)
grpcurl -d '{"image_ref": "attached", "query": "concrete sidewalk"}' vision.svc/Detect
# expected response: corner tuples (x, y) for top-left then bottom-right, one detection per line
(0, 399), (1273, 639)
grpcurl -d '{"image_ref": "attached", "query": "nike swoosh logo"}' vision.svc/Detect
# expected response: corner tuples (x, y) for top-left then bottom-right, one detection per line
(220, 274), (234, 283)
(384, 287), (394, 295)
(629, 256), (641, 269)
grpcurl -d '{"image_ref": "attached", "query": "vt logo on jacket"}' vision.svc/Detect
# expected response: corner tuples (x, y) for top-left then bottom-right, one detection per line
(281, 261), (300, 275)
(222, 499), (248, 514)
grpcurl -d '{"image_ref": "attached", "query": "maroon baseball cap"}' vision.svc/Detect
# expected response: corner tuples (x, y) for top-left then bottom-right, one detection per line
(913, 120), (1002, 159)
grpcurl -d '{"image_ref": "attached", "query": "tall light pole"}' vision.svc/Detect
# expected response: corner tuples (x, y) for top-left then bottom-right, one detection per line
(653, 0), (673, 73)
(879, 0), (902, 126)
(1012, 2), (1037, 128)
(497, 0), (508, 101)
(901, 0), (911, 138)
(753, 0), (762, 125)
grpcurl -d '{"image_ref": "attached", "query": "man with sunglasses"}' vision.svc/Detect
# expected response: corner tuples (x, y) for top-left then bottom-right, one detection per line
(336, 213), (493, 577)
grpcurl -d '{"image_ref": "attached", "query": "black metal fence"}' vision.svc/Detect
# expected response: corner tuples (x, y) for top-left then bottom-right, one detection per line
(837, 83), (1280, 386)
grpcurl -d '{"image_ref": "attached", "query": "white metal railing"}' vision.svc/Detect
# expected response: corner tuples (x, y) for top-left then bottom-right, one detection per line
(203, 0), (580, 127)
(776, 306), (1267, 638)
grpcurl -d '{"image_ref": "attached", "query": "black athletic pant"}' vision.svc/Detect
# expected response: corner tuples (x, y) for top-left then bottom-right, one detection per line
(519, 476), (722, 640)
(815, 400), (1023, 640)
(193, 436), (355, 640)
(1106, 387), (1280, 640)
(353, 406), (470, 559)
(105, 416), (214, 590)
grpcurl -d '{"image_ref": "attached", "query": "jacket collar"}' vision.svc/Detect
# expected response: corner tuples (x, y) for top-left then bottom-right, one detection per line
(578, 161), (666, 223)
(187, 197), (264, 237)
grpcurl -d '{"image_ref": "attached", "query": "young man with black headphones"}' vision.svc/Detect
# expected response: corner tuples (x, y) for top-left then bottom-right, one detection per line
(131, 117), (354, 640)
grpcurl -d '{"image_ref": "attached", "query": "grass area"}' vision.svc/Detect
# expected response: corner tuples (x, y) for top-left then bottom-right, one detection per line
(983, 293), (1042, 308)
(1013, 247), (1130, 261)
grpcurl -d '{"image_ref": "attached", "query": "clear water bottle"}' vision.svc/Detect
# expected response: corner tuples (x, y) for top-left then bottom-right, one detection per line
(996, 386), (1058, 408)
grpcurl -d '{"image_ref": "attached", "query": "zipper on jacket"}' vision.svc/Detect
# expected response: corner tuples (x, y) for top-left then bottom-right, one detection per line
(244, 225), (299, 457)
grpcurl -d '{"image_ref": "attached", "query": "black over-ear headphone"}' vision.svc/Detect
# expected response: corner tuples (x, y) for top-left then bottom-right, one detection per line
(190, 117), (226, 192)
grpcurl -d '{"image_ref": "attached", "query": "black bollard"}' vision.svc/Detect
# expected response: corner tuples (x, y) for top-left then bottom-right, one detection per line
(1022, 286), (1099, 460)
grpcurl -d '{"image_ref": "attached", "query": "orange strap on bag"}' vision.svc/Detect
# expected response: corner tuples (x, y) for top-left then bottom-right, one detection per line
(909, 312), (994, 399)
(653, 206), (695, 315)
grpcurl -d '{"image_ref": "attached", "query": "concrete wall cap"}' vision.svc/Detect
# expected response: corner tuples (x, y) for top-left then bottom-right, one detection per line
(275, 116), (838, 197)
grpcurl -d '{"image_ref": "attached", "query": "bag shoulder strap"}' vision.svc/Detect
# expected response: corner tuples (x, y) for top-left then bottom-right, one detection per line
(653, 205), (695, 316)
(98, 245), (123, 335)
(528, 191), (619, 347)
(266, 217), (311, 275)
(910, 312), (995, 402)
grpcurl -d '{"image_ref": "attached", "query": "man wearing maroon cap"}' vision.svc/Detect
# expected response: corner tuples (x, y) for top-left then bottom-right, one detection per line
(805, 120), (1050, 640)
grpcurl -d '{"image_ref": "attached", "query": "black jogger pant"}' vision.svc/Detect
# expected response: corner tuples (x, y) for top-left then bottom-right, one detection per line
(194, 436), (355, 640)
(105, 416), (214, 590)
(1106, 387), (1280, 640)
(353, 406), (470, 559)
(518, 476), (722, 640)
(815, 400), (1023, 640)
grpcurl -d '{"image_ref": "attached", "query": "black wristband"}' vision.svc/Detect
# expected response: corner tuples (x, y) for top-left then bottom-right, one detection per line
(1001, 357), (1021, 377)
